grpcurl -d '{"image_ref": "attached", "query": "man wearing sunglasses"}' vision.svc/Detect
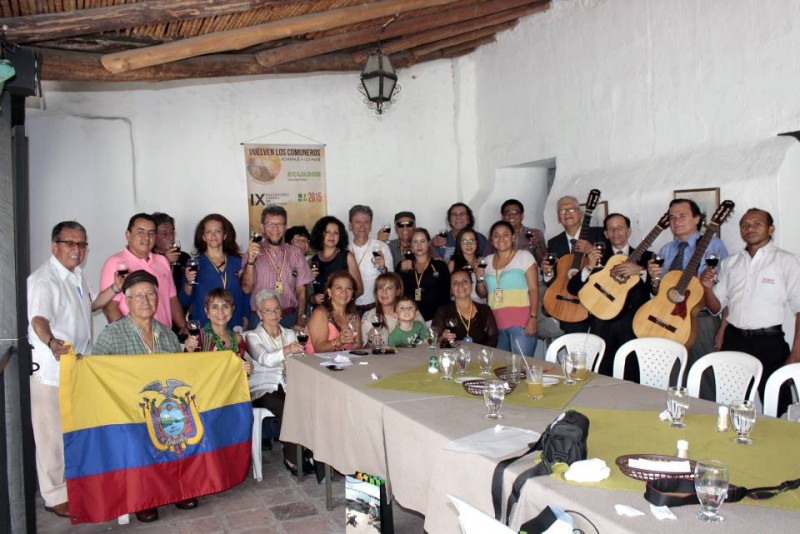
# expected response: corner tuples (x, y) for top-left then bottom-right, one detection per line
(27, 221), (123, 518)
(385, 211), (417, 270)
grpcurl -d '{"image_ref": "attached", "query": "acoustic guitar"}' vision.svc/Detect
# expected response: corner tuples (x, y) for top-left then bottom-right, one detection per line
(579, 212), (670, 320)
(632, 200), (735, 347)
(543, 189), (601, 323)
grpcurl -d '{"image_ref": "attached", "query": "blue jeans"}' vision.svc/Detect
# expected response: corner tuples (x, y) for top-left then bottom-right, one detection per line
(497, 326), (537, 356)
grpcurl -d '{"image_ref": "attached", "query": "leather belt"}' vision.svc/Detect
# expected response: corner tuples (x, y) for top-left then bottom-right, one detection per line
(728, 324), (783, 337)
(355, 303), (376, 314)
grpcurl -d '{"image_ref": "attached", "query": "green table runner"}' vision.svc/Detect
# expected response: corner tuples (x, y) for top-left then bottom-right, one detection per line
(552, 407), (800, 511)
(366, 363), (594, 410)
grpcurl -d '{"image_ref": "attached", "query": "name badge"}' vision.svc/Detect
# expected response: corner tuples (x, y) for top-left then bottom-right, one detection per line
(415, 288), (422, 301)
(463, 335), (473, 343)
(275, 281), (284, 293)
(494, 288), (503, 302)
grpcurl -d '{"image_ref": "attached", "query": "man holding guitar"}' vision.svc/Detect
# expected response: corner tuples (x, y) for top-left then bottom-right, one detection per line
(568, 213), (652, 376)
(541, 194), (607, 334)
(646, 199), (729, 388)
(700, 208), (800, 415)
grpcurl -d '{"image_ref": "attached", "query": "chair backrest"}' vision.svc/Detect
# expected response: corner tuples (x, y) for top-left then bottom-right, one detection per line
(763, 362), (800, 417)
(545, 333), (607, 372)
(686, 351), (763, 405)
(613, 337), (687, 390)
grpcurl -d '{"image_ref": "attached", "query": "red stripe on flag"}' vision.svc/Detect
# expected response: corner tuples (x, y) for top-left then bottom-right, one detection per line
(66, 441), (251, 524)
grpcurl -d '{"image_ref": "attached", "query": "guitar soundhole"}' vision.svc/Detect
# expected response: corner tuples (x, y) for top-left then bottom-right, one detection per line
(667, 287), (685, 304)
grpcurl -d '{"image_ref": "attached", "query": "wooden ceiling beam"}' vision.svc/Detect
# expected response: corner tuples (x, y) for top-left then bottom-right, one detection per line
(351, 2), (546, 64)
(100, 0), (460, 74)
(37, 47), (418, 82)
(411, 24), (513, 59)
(0, 0), (310, 43)
(255, 0), (544, 68)
(438, 36), (496, 57)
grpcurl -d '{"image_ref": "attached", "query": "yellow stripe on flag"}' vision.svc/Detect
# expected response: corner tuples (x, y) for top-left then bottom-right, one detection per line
(60, 351), (250, 433)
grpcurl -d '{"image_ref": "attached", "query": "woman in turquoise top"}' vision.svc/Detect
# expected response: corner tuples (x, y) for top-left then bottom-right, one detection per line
(179, 214), (249, 330)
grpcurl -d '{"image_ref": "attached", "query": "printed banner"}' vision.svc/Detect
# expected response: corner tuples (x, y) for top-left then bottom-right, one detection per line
(244, 143), (327, 232)
(59, 350), (252, 524)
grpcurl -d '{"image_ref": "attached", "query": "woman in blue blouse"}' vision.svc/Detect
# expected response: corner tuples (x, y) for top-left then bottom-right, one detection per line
(179, 214), (249, 329)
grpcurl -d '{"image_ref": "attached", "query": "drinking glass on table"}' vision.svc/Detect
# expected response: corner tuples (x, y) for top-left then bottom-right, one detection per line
(526, 365), (544, 400)
(558, 352), (577, 385)
(439, 350), (455, 380)
(456, 348), (471, 375)
(572, 348), (588, 380)
(666, 387), (689, 428)
(694, 460), (729, 523)
(478, 348), (493, 376)
(506, 352), (522, 386)
(427, 327), (439, 349)
(729, 400), (756, 444)
(484, 380), (505, 420)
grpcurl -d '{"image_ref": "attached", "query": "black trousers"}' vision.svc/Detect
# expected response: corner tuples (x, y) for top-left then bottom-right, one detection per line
(722, 327), (792, 417)
(252, 386), (311, 463)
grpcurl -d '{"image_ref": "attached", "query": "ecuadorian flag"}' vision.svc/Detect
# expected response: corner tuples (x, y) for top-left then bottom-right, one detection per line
(59, 350), (252, 524)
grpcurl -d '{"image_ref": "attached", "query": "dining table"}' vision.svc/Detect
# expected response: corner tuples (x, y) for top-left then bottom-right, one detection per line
(280, 343), (800, 533)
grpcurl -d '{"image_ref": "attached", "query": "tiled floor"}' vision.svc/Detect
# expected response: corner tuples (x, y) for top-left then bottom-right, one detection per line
(36, 442), (425, 533)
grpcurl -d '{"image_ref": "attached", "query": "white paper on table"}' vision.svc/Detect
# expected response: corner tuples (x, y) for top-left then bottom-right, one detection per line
(563, 458), (610, 482)
(445, 425), (540, 459)
(649, 504), (677, 520)
(615, 504), (645, 517)
(628, 458), (691, 473)
(448, 494), (516, 534)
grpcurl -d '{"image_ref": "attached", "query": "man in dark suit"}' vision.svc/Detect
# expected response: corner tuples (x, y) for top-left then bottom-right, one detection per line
(566, 213), (652, 376)
(541, 195), (607, 334)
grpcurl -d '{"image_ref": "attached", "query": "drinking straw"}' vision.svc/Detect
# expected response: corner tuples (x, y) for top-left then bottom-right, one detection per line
(515, 339), (534, 376)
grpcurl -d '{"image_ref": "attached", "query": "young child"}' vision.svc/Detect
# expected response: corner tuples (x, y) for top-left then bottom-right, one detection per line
(387, 296), (430, 347)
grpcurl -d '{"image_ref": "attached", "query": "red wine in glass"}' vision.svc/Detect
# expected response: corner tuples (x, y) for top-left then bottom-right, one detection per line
(463, 264), (474, 274)
(371, 318), (382, 329)
(372, 250), (382, 258)
(438, 229), (448, 238)
(478, 257), (487, 269)
(653, 254), (665, 267)
(525, 229), (534, 240)
(705, 254), (719, 268)
(187, 258), (200, 285)
(296, 333), (309, 344)
(252, 232), (263, 244)
(404, 249), (414, 260)
(117, 268), (130, 277)
(187, 320), (201, 336)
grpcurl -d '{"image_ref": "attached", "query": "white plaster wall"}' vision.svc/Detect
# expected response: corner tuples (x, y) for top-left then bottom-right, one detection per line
(466, 0), (800, 247)
(32, 60), (464, 255)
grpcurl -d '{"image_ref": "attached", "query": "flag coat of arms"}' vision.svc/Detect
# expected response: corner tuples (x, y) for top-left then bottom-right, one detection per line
(59, 350), (252, 523)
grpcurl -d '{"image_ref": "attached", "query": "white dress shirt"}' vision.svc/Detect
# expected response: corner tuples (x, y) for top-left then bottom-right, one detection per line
(27, 256), (96, 386)
(712, 242), (800, 329)
(350, 238), (394, 306)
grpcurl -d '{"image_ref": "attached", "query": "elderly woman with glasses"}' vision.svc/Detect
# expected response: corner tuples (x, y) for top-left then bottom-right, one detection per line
(244, 289), (311, 476)
(432, 270), (498, 347)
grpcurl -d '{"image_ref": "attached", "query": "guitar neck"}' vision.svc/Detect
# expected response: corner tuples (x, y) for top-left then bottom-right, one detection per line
(570, 210), (595, 269)
(675, 224), (719, 292)
(629, 225), (667, 264)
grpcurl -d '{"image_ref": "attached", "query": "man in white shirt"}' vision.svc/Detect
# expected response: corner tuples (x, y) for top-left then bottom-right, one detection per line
(348, 205), (393, 315)
(27, 221), (121, 517)
(701, 208), (800, 414)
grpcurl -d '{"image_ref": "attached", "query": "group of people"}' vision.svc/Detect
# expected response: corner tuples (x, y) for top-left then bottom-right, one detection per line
(26, 193), (800, 523)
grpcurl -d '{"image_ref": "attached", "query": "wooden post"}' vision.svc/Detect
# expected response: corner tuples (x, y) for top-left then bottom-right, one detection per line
(100, 0), (460, 73)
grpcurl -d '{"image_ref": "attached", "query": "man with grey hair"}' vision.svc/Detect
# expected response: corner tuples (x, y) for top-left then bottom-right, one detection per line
(349, 204), (394, 314)
(241, 205), (314, 329)
(28, 221), (122, 517)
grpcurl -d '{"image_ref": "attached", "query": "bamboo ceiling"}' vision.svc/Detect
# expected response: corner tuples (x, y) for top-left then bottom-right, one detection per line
(0, 0), (550, 82)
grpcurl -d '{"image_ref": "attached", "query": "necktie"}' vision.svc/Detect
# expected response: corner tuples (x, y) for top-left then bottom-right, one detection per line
(615, 250), (624, 255)
(668, 241), (688, 272)
(569, 239), (577, 253)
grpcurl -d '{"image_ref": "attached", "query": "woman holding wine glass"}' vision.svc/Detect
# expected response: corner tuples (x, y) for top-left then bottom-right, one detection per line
(360, 272), (424, 345)
(305, 270), (362, 354)
(308, 216), (363, 306)
(432, 270), (498, 347)
(243, 289), (311, 476)
(185, 288), (251, 368)
(396, 228), (451, 322)
(448, 228), (486, 303)
(476, 221), (539, 355)
(179, 214), (249, 330)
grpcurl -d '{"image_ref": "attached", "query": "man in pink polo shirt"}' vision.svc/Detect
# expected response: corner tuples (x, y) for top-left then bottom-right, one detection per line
(99, 213), (185, 330)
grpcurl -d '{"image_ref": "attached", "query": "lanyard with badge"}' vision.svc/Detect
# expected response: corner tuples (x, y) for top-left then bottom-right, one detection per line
(266, 245), (287, 293)
(494, 250), (517, 303)
(414, 259), (431, 301)
(457, 303), (473, 343)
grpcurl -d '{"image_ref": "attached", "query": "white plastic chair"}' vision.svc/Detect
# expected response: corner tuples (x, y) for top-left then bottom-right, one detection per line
(764, 363), (800, 417)
(545, 333), (607, 373)
(613, 338), (687, 390)
(686, 351), (763, 405)
(252, 407), (276, 481)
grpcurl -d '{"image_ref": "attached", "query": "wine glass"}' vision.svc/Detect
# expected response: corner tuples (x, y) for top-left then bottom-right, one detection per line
(171, 240), (182, 265)
(705, 253), (719, 283)
(296, 327), (309, 354)
(694, 460), (729, 523)
(666, 387), (690, 428)
(380, 222), (391, 242)
(652, 253), (665, 280)
(729, 400), (756, 444)
(456, 348), (471, 376)
(371, 245), (383, 264)
(186, 258), (200, 285)
(116, 261), (130, 278)
(594, 241), (607, 268)
(428, 326), (440, 349)
(439, 350), (455, 380)
(478, 348), (493, 376)
(444, 318), (458, 347)
(250, 230), (263, 244)
(484, 380), (505, 420)
(438, 228), (448, 239)
(525, 229), (534, 241)
(187, 320), (201, 343)
(478, 256), (487, 269)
